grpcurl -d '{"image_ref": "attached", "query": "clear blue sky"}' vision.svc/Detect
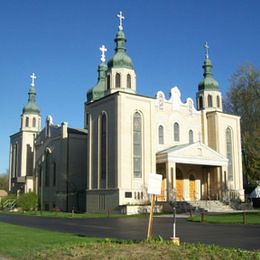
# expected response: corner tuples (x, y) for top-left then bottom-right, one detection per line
(1, 0), (260, 174)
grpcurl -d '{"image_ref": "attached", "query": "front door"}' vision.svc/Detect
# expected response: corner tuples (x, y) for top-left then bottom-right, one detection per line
(189, 175), (195, 201)
(176, 168), (183, 201)
(157, 178), (166, 201)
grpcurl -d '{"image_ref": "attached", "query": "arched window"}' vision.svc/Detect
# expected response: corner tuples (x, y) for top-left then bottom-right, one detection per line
(158, 125), (164, 144)
(25, 117), (29, 127)
(115, 73), (121, 88)
(133, 112), (142, 178)
(189, 130), (194, 144)
(217, 96), (220, 108)
(174, 123), (180, 142)
(100, 113), (107, 188)
(226, 128), (233, 181)
(199, 96), (203, 109)
(208, 95), (213, 107)
(127, 74), (131, 88)
(107, 74), (110, 90)
(33, 117), (36, 127)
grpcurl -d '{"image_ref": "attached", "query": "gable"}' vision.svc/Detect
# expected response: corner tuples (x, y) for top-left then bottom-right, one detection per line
(157, 142), (228, 166)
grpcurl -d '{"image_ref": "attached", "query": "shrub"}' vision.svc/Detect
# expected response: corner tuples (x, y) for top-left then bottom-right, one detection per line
(17, 192), (38, 211)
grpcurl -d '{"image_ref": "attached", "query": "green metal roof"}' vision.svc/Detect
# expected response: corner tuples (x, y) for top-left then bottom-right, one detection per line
(107, 30), (133, 69)
(87, 62), (107, 103)
(198, 57), (219, 91)
(22, 85), (40, 115)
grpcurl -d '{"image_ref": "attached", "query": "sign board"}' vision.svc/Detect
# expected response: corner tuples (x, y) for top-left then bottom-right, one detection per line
(147, 173), (162, 195)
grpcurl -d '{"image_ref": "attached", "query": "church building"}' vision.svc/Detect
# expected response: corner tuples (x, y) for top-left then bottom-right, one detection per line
(84, 12), (244, 212)
(9, 12), (244, 213)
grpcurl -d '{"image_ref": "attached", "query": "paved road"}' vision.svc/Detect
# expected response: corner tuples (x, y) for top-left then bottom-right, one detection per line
(0, 214), (259, 251)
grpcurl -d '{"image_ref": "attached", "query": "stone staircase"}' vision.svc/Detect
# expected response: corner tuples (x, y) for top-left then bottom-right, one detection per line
(175, 200), (236, 213)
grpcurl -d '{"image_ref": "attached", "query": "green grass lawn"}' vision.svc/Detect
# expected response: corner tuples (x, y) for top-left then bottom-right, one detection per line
(189, 212), (260, 224)
(0, 222), (259, 259)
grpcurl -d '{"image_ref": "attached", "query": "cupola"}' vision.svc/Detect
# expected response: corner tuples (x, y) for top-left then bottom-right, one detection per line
(106, 11), (136, 95)
(87, 45), (108, 103)
(196, 42), (222, 112)
(20, 73), (41, 131)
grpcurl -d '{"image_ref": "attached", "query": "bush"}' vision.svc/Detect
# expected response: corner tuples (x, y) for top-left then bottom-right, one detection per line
(17, 192), (38, 211)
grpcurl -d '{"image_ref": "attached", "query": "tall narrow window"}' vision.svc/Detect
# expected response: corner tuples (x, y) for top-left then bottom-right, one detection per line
(13, 143), (18, 177)
(217, 96), (220, 108)
(158, 125), (164, 144)
(208, 95), (213, 107)
(25, 117), (29, 127)
(127, 74), (131, 88)
(199, 96), (203, 109)
(107, 75), (110, 90)
(189, 130), (194, 144)
(33, 117), (36, 127)
(45, 151), (50, 187)
(39, 165), (42, 187)
(100, 113), (107, 188)
(226, 128), (233, 181)
(174, 123), (180, 142)
(115, 73), (121, 88)
(85, 113), (89, 130)
(53, 162), (56, 186)
(133, 112), (142, 178)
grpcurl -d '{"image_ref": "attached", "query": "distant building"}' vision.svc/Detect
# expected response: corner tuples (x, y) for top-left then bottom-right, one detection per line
(9, 73), (41, 194)
(9, 12), (244, 213)
(34, 117), (87, 212)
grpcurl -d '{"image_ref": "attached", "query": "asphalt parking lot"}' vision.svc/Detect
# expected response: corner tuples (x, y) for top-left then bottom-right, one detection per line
(0, 213), (259, 250)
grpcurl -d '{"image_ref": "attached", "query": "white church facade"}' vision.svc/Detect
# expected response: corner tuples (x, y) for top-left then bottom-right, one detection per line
(9, 12), (244, 213)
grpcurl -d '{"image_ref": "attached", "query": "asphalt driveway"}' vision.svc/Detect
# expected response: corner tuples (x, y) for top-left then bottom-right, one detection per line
(0, 213), (259, 251)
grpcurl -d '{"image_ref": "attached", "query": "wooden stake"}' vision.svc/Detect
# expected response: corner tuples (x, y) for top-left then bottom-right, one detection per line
(147, 194), (155, 240)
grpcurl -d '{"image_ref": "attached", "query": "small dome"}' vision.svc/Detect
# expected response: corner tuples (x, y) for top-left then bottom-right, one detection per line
(198, 77), (219, 91)
(87, 62), (107, 103)
(23, 101), (40, 115)
(107, 52), (133, 69)
(107, 29), (134, 70)
(198, 58), (219, 91)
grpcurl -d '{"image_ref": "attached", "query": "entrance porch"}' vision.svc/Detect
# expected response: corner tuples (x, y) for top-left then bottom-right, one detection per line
(156, 142), (228, 202)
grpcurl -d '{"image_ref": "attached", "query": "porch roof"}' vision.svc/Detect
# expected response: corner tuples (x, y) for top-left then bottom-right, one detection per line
(156, 142), (228, 166)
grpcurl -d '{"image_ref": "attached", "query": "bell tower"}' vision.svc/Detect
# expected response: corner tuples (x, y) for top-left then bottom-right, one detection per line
(21, 73), (41, 131)
(9, 73), (41, 194)
(106, 11), (136, 95)
(196, 42), (222, 112)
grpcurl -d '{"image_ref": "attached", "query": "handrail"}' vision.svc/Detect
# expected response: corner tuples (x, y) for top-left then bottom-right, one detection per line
(3, 199), (16, 210)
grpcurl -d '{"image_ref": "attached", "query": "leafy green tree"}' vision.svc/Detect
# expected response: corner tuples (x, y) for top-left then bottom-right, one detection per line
(224, 63), (260, 185)
(0, 170), (9, 192)
(17, 192), (38, 211)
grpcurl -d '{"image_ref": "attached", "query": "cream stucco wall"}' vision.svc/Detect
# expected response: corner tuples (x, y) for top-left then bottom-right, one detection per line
(207, 112), (244, 198)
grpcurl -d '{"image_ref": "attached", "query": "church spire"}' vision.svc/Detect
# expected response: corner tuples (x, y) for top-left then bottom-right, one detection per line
(28, 73), (37, 103)
(107, 11), (133, 69)
(198, 42), (219, 91)
(87, 45), (108, 103)
(196, 42), (222, 112)
(23, 73), (40, 115)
